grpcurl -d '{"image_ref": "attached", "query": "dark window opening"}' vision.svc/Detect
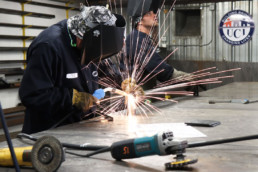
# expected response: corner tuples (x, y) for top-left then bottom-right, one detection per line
(175, 9), (201, 36)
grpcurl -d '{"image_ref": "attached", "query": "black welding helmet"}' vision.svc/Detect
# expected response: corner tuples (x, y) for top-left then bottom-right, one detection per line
(127, 0), (161, 28)
(127, 0), (161, 17)
(67, 4), (126, 65)
(81, 23), (125, 65)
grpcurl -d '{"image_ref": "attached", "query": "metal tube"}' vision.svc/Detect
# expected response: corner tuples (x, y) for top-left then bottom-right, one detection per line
(146, 82), (188, 93)
(0, 103), (20, 171)
(188, 134), (258, 148)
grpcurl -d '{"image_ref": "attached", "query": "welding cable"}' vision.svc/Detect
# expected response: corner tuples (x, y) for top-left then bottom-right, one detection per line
(64, 134), (258, 151)
(17, 133), (108, 151)
(17, 133), (37, 141)
(0, 103), (20, 172)
(62, 143), (108, 151)
(50, 109), (81, 129)
(65, 146), (111, 157)
(188, 134), (258, 148)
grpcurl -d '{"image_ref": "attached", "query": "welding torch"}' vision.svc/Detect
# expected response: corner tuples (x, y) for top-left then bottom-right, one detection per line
(103, 87), (128, 96)
(103, 87), (140, 116)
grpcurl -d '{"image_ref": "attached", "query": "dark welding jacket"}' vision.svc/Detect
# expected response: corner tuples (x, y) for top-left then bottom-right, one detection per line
(19, 19), (99, 134)
(125, 29), (173, 82)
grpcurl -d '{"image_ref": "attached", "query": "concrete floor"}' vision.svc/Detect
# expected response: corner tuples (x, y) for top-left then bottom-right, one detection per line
(1, 82), (258, 172)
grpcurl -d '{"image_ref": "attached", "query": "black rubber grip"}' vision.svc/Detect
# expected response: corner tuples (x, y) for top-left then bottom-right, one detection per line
(110, 139), (136, 160)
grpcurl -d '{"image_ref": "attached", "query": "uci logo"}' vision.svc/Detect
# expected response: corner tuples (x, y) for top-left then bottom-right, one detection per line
(219, 10), (255, 45)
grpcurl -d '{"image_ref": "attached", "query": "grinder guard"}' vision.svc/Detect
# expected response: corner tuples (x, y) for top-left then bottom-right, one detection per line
(81, 25), (125, 65)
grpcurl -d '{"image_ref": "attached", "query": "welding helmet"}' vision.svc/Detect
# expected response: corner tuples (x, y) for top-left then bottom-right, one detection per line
(127, 0), (161, 28)
(81, 22), (125, 65)
(68, 4), (126, 65)
(67, 4), (120, 39)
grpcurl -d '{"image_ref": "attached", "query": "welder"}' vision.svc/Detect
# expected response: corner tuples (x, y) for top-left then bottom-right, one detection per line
(19, 4), (126, 134)
(124, 0), (191, 89)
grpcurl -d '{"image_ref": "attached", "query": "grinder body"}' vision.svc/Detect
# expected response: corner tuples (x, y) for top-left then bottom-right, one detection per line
(0, 135), (64, 172)
(110, 131), (185, 160)
(0, 146), (32, 166)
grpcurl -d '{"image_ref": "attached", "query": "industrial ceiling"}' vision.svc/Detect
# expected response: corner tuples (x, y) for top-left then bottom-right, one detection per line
(50, 0), (246, 6)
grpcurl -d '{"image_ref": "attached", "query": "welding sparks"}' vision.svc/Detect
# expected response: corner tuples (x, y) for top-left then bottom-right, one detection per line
(127, 94), (137, 116)
(82, 0), (241, 128)
(127, 111), (138, 133)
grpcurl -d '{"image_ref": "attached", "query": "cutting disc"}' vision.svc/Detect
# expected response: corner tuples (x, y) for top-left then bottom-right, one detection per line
(165, 158), (198, 169)
(31, 135), (64, 172)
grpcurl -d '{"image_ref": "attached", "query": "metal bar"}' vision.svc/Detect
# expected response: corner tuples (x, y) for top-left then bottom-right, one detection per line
(0, 131), (21, 142)
(0, 47), (28, 51)
(0, 113), (25, 128)
(0, 35), (35, 40)
(49, 0), (76, 3)
(3, 112), (25, 119)
(0, 82), (21, 89)
(4, 0), (79, 11)
(0, 60), (26, 64)
(0, 22), (48, 29)
(166, 0), (244, 5)
(21, 3), (27, 69)
(3, 106), (26, 114)
(0, 8), (55, 18)
(0, 68), (24, 75)
(49, 0), (246, 6)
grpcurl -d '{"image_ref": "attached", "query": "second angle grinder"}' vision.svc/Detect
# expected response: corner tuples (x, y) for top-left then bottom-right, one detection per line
(0, 135), (65, 172)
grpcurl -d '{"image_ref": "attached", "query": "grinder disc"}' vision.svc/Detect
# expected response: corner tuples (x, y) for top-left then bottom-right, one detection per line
(165, 158), (198, 169)
(31, 136), (64, 172)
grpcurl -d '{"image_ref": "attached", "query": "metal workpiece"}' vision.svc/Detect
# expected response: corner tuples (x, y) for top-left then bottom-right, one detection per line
(208, 99), (249, 104)
(209, 98), (258, 104)
(1, 82), (258, 172)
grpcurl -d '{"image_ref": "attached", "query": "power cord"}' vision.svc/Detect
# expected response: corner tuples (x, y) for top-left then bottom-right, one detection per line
(0, 103), (20, 172)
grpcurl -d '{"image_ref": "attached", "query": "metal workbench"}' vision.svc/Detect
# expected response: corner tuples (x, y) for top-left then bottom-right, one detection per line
(1, 82), (258, 172)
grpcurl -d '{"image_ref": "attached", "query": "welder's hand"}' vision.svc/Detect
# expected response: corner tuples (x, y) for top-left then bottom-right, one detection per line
(121, 77), (134, 93)
(172, 69), (194, 80)
(134, 86), (144, 98)
(93, 89), (105, 100)
(121, 78), (144, 97)
(72, 89), (97, 112)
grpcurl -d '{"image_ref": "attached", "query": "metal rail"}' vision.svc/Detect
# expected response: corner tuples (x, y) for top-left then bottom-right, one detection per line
(0, 8), (55, 18)
(4, 0), (79, 11)
(0, 22), (48, 29)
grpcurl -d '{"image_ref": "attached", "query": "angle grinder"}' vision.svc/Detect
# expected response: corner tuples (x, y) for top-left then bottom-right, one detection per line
(0, 135), (65, 172)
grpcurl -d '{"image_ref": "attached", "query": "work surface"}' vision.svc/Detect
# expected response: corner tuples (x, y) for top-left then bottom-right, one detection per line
(1, 82), (258, 172)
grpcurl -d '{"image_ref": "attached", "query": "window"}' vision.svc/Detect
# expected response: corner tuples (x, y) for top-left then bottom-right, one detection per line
(175, 9), (201, 36)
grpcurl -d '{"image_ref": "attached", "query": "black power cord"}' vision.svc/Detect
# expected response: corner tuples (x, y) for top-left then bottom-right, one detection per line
(67, 134), (258, 158)
(66, 147), (111, 157)
(17, 133), (108, 151)
(188, 134), (258, 148)
(17, 133), (111, 158)
(0, 103), (20, 172)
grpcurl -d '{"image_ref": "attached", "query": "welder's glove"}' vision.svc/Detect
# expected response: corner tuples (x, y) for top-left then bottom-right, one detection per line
(172, 68), (194, 80)
(93, 89), (105, 100)
(72, 89), (97, 112)
(121, 78), (144, 97)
